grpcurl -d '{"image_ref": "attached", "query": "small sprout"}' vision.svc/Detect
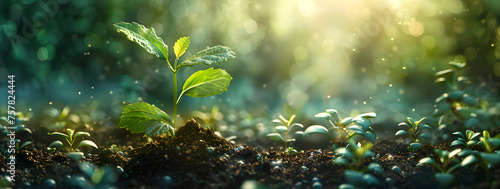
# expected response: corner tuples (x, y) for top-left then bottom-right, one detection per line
(333, 140), (382, 188)
(433, 62), (479, 131)
(417, 148), (475, 188)
(305, 109), (377, 149)
(114, 22), (236, 136)
(458, 130), (500, 182)
(450, 130), (481, 149)
(266, 115), (304, 153)
(48, 128), (98, 153)
(395, 117), (431, 152)
(110, 144), (120, 152)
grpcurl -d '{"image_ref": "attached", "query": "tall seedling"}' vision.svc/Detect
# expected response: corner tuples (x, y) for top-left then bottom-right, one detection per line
(114, 22), (236, 137)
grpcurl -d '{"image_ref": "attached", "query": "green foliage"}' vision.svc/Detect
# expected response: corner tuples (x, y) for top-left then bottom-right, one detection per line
(418, 148), (476, 187)
(48, 128), (98, 153)
(113, 21), (236, 136)
(266, 115), (303, 153)
(333, 140), (383, 188)
(117, 102), (174, 137)
(304, 109), (376, 149)
(395, 117), (431, 152)
(450, 130), (481, 149)
(433, 62), (479, 130)
(457, 131), (500, 182)
(1, 115), (34, 151)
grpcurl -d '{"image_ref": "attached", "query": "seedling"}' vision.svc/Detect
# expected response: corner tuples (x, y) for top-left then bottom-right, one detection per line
(433, 62), (480, 130)
(42, 106), (82, 130)
(417, 148), (476, 188)
(1, 116), (34, 151)
(266, 115), (303, 153)
(304, 109), (376, 149)
(333, 140), (383, 188)
(48, 128), (98, 161)
(114, 22), (236, 137)
(450, 130), (481, 149)
(395, 117), (431, 152)
(458, 130), (500, 182)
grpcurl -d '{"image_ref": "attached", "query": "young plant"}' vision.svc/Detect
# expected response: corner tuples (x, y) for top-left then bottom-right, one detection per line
(433, 62), (480, 130)
(417, 148), (476, 188)
(114, 22), (236, 137)
(1, 116), (33, 151)
(458, 130), (500, 182)
(48, 129), (98, 161)
(42, 106), (82, 130)
(395, 117), (431, 152)
(450, 130), (481, 149)
(266, 115), (303, 153)
(333, 140), (383, 188)
(304, 109), (376, 149)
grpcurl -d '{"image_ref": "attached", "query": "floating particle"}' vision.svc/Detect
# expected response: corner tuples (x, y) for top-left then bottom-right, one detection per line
(389, 84), (393, 87)
(29, 108), (32, 111)
(110, 91), (113, 95)
(403, 66), (406, 70)
(391, 37), (394, 40)
(91, 86), (94, 89)
(49, 102), (52, 105)
(327, 95), (331, 98)
(78, 92), (81, 95)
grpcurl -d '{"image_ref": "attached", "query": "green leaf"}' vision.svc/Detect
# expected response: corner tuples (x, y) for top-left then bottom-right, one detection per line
(143, 121), (175, 137)
(275, 126), (288, 134)
(398, 122), (410, 128)
(451, 140), (466, 147)
(480, 152), (500, 165)
(410, 143), (422, 151)
(117, 102), (172, 136)
(362, 174), (381, 186)
(419, 134), (431, 140)
(49, 141), (64, 148)
(449, 62), (466, 69)
(461, 155), (476, 166)
(113, 22), (169, 60)
(417, 157), (435, 166)
(462, 94), (479, 107)
(435, 69), (454, 79)
(314, 112), (331, 120)
(326, 109), (340, 122)
(180, 68), (232, 98)
(266, 133), (284, 142)
(435, 93), (449, 103)
(344, 170), (363, 184)
(340, 117), (353, 125)
(48, 132), (69, 139)
(453, 131), (465, 138)
(74, 132), (91, 140)
(448, 90), (464, 100)
(358, 112), (377, 119)
(368, 163), (384, 174)
(173, 36), (190, 58)
(304, 125), (332, 140)
(435, 173), (454, 187)
(77, 140), (98, 149)
(178, 45), (236, 68)
(433, 104), (451, 117)
(289, 123), (304, 131)
(395, 130), (408, 136)
(464, 117), (478, 128)
(434, 77), (447, 85)
(352, 117), (371, 130)
(20, 141), (32, 149)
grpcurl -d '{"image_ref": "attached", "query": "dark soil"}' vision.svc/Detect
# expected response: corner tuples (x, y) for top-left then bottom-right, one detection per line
(4, 119), (499, 188)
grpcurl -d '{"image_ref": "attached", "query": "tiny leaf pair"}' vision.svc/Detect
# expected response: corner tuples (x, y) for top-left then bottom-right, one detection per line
(266, 115), (304, 153)
(395, 117), (431, 152)
(48, 129), (98, 152)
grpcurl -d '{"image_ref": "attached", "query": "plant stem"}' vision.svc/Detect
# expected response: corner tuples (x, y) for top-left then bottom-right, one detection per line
(173, 72), (177, 128)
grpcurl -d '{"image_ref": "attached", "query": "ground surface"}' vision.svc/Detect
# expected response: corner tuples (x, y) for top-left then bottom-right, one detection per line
(2, 119), (499, 188)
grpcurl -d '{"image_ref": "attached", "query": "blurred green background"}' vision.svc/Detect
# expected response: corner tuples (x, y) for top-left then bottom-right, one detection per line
(1, 0), (499, 137)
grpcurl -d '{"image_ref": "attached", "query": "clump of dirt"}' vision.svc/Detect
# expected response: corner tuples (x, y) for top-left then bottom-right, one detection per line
(124, 118), (238, 188)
